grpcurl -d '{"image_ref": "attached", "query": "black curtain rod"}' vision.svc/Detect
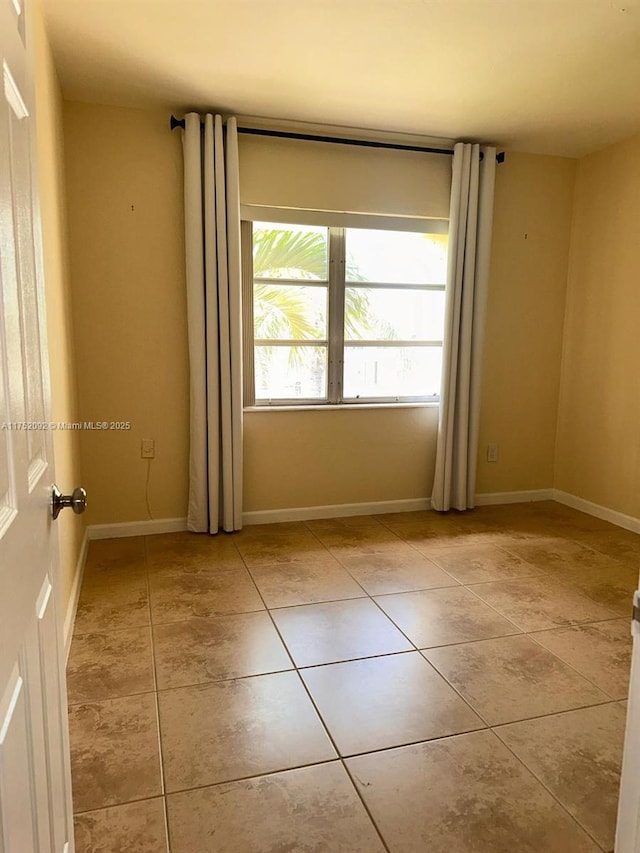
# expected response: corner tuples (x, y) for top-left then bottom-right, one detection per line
(169, 115), (505, 162)
(170, 115), (452, 155)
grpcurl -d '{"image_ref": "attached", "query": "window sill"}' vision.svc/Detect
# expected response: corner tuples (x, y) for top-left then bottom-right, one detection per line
(243, 402), (440, 413)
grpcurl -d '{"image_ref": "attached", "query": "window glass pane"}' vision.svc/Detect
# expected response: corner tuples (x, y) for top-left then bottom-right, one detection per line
(253, 222), (328, 280)
(255, 345), (327, 400)
(254, 283), (327, 340)
(345, 287), (445, 342)
(343, 346), (442, 399)
(346, 228), (448, 284)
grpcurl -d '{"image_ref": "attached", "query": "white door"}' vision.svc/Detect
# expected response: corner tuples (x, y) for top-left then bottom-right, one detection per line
(616, 592), (640, 852)
(0, 0), (74, 850)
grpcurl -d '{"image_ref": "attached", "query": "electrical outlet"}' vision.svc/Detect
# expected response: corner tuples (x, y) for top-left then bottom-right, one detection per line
(141, 438), (155, 459)
(487, 443), (499, 463)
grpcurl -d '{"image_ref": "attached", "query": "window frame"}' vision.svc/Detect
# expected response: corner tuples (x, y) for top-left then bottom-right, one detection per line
(242, 217), (448, 408)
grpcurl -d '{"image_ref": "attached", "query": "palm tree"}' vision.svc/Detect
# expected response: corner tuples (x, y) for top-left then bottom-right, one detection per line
(252, 226), (373, 342)
(253, 227), (328, 281)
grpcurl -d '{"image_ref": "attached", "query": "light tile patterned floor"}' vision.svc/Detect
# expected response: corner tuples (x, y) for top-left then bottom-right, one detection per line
(67, 502), (635, 852)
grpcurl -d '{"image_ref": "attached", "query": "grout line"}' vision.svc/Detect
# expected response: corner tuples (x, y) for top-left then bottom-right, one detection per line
(67, 687), (158, 707)
(525, 631), (626, 702)
(144, 535), (171, 853)
(353, 582), (495, 730)
(235, 537), (392, 853)
(488, 696), (624, 729)
(257, 593), (369, 611)
(294, 668), (393, 853)
(527, 615), (631, 635)
(147, 666), (296, 694)
(149, 605), (266, 628)
(490, 724), (611, 851)
(70, 621), (154, 640)
(73, 793), (168, 817)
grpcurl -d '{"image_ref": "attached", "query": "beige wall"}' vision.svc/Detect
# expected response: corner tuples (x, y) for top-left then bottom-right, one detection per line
(62, 105), (578, 520)
(34, 6), (84, 613)
(244, 407), (438, 512)
(476, 152), (576, 494)
(555, 133), (640, 517)
(63, 103), (190, 523)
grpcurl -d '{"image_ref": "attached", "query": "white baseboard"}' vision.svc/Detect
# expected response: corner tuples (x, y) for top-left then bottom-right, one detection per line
(243, 497), (432, 525)
(552, 489), (640, 535)
(474, 489), (554, 506)
(63, 529), (88, 662)
(86, 517), (188, 540)
(80, 489), (639, 537)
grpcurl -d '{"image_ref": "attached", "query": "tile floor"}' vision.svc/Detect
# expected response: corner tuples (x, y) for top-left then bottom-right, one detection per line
(67, 501), (636, 852)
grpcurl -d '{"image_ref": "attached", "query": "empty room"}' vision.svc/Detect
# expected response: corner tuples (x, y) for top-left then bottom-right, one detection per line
(1, 0), (640, 851)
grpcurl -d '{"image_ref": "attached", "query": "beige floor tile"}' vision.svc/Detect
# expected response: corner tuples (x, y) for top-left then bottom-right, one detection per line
(146, 529), (240, 554)
(148, 549), (246, 576)
(74, 570), (150, 633)
(305, 515), (383, 532)
(67, 627), (154, 704)
(469, 576), (617, 631)
(74, 798), (167, 853)
(233, 521), (311, 540)
(529, 502), (614, 530)
(336, 550), (458, 595)
(247, 557), (366, 607)
(531, 619), (631, 699)
(149, 566), (264, 623)
(495, 704), (627, 851)
(378, 510), (464, 536)
(158, 671), (335, 791)
(347, 730), (599, 852)
(555, 563), (638, 615)
(84, 536), (146, 573)
(428, 543), (543, 584)
(500, 537), (599, 572)
(271, 598), (412, 667)
(380, 521), (467, 549)
(375, 586), (521, 648)
(153, 612), (292, 689)
(301, 652), (484, 755)
(318, 526), (414, 558)
(69, 694), (162, 813)
(573, 529), (640, 567)
(81, 564), (148, 590)
(235, 533), (328, 567)
(146, 531), (243, 575)
(424, 635), (608, 725)
(167, 762), (385, 853)
(373, 509), (436, 524)
(410, 528), (529, 553)
(529, 544), (629, 583)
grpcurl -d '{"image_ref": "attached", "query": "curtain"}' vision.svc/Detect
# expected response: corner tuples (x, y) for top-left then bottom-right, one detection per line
(182, 113), (243, 533)
(432, 142), (497, 512)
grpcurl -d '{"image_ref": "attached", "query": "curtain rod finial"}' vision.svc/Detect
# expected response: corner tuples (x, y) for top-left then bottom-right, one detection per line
(170, 115), (185, 131)
(496, 151), (506, 164)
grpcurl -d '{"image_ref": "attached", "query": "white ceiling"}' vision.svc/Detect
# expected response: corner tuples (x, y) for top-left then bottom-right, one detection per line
(41, 0), (640, 157)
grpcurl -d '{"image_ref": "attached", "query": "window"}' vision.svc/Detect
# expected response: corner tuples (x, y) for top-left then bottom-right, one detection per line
(244, 219), (448, 406)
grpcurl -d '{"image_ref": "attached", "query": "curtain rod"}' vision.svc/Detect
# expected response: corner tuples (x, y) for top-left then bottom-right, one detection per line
(169, 115), (505, 162)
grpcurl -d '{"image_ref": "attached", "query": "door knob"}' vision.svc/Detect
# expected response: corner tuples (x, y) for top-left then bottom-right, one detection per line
(51, 485), (87, 520)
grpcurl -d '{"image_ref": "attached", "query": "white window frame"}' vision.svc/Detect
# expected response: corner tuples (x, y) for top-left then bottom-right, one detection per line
(241, 212), (448, 408)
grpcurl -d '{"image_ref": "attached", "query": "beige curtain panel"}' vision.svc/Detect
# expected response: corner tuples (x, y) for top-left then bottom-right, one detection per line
(182, 113), (243, 533)
(432, 142), (497, 512)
